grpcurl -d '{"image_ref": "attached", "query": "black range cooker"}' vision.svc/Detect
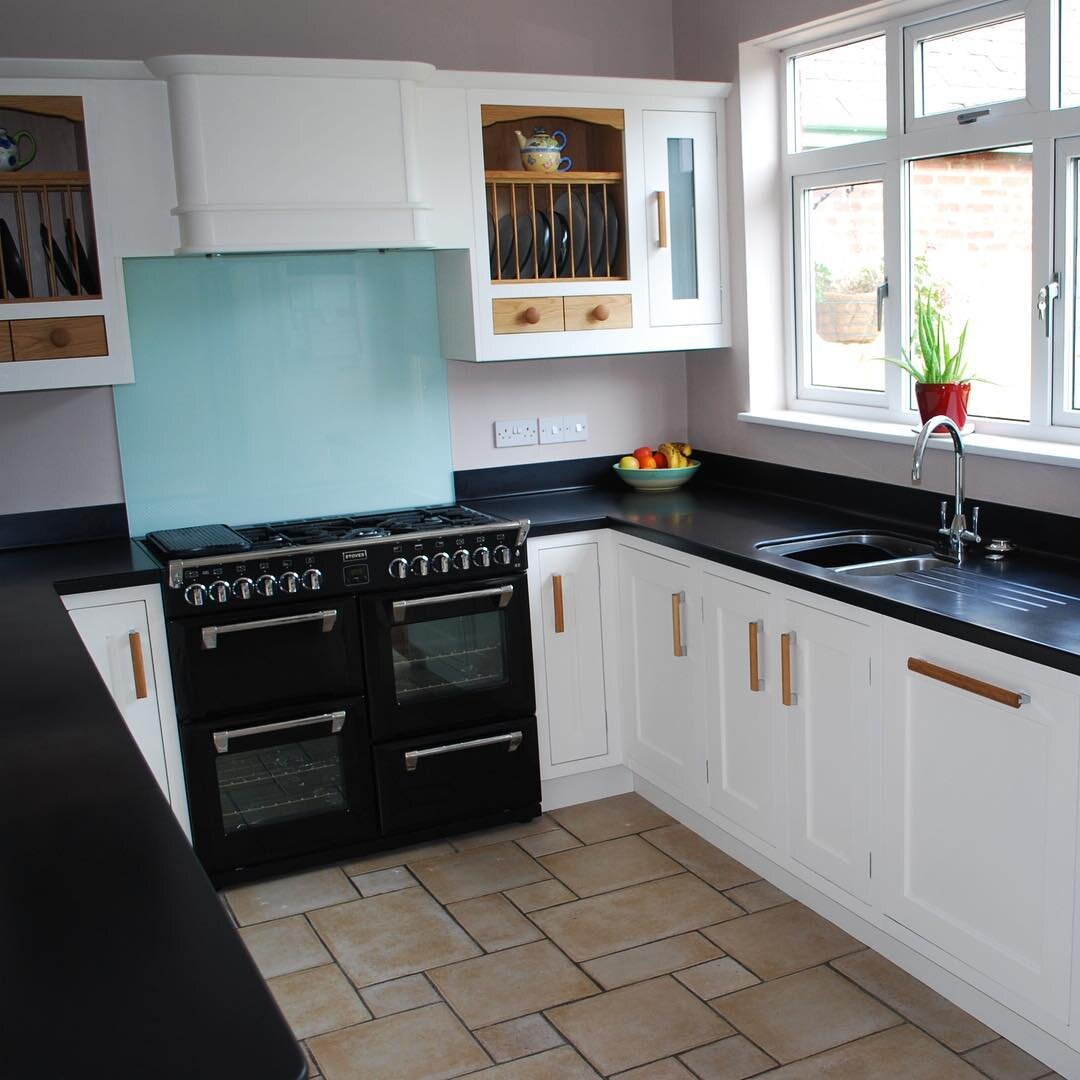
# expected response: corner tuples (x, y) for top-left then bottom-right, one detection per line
(145, 505), (540, 885)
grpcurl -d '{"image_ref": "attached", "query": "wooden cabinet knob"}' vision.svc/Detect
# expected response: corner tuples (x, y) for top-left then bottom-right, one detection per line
(523, 306), (542, 325)
(592, 304), (610, 322)
(49, 327), (72, 348)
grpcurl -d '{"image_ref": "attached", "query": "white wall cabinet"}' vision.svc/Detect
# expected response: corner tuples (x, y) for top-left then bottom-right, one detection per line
(63, 584), (190, 838)
(880, 619), (1080, 1024)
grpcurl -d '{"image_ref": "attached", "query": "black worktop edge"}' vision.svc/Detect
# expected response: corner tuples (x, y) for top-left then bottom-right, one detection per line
(0, 502), (128, 551)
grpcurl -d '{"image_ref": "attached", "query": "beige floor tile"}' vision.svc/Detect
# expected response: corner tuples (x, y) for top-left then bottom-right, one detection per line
(546, 974), (734, 1075)
(581, 932), (723, 990)
(712, 965), (901, 1064)
(674, 957), (760, 999)
(237, 914), (331, 979)
(831, 949), (996, 1053)
(474, 1012), (564, 1063)
(267, 964), (371, 1040)
(411, 842), (551, 904)
(516, 828), (582, 857)
(703, 901), (862, 980)
(962, 1037), (1056, 1080)
(765, 1024), (982, 1079)
(350, 865), (418, 897)
(551, 792), (674, 844)
(360, 973), (441, 1018)
(641, 825), (758, 892)
(451, 815), (557, 850)
(539, 834), (683, 897)
(429, 939), (599, 1029)
(340, 840), (455, 876)
(302, 1041), (321, 1078)
(724, 880), (792, 914)
(447, 894), (544, 952)
(225, 867), (356, 925)
(504, 879), (577, 912)
(533, 874), (742, 962)
(308, 887), (480, 987)
(613, 1060), (697, 1079)
(308, 1003), (489, 1080)
(678, 1035), (776, 1079)
(460, 1045), (599, 1078)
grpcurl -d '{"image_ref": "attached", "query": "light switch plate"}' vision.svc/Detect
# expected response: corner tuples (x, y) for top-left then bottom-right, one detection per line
(564, 414), (588, 442)
(539, 416), (565, 444)
(494, 418), (539, 448)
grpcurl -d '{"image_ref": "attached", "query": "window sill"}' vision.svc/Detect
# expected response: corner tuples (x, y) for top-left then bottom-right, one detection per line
(737, 409), (1080, 469)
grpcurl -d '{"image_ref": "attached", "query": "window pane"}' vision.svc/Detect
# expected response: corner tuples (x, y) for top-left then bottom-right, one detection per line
(805, 180), (885, 392)
(667, 137), (699, 300)
(1073, 161), (1080, 409)
(1064, 0), (1080, 107)
(793, 37), (887, 151)
(909, 147), (1032, 420)
(915, 15), (1025, 117)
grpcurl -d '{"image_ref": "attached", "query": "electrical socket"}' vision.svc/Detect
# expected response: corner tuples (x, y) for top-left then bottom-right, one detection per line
(493, 418), (538, 448)
(564, 414), (589, 442)
(538, 416), (565, 444)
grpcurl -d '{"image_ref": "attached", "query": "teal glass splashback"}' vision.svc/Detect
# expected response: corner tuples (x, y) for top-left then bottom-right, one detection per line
(115, 251), (454, 537)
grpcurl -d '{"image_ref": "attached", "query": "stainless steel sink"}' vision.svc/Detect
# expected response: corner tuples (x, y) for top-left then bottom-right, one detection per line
(835, 554), (954, 576)
(756, 531), (940, 570)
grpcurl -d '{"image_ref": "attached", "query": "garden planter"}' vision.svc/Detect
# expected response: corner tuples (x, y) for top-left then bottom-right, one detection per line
(815, 290), (879, 344)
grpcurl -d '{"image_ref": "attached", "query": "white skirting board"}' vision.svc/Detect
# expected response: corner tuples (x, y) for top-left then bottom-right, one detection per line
(541, 765), (634, 811)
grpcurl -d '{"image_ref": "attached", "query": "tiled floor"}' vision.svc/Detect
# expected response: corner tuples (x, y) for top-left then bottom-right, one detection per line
(222, 793), (1063, 1080)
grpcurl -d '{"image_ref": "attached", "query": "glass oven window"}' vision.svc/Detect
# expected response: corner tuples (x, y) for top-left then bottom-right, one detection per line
(216, 735), (347, 832)
(392, 610), (508, 703)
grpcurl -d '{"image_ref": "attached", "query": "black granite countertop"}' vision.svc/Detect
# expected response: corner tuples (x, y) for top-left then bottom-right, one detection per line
(0, 538), (305, 1080)
(469, 483), (1080, 676)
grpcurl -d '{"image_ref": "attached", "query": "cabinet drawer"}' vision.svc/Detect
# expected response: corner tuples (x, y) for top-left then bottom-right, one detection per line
(10, 316), (108, 361)
(0, 322), (11, 362)
(492, 297), (564, 334)
(564, 294), (632, 331)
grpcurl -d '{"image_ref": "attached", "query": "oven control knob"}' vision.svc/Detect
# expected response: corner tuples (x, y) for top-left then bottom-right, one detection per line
(184, 583), (207, 607)
(452, 549), (471, 571)
(256, 574), (277, 598)
(473, 546), (491, 569)
(279, 570), (300, 594)
(302, 568), (323, 591)
(232, 577), (254, 600)
(493, 545), (512, 566)
(431, 551), (451, 574)
(411, 555), (430, 577)
(389, 558), (409, 580)
(209, 579), (231, 604)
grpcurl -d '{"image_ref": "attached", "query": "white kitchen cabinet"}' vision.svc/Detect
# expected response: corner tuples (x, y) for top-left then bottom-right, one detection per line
(881, 619), (1080, 1023)
(781, 593), (876, 904)
(701, 567), (780, 847)
(528, 533), (614, 775)
(618, 543), (702, 798)
(63, 584), (190, 839)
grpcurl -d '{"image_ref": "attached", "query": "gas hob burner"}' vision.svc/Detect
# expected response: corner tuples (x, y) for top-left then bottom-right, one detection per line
(373, 506), (500, 534)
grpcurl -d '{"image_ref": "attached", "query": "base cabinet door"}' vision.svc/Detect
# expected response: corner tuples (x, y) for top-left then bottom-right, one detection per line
(782, 595), (875, 903)
(530, 538), (609, 771)
(703, 569), (779, 846)
(618, 544), (698, 797)
(881, 621), (1079, 1023)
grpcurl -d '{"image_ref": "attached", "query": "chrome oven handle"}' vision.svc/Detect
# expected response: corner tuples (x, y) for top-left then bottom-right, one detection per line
(212, 710), (346, 754)
(201, 609), (338, 650)
(392, 585), (514, 624)
(404, 730), (523, 771)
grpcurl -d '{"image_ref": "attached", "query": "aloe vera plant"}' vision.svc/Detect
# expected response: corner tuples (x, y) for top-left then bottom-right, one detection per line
(885, 290), (974, 384)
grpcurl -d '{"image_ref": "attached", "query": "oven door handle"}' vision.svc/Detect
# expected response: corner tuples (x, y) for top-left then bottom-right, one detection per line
(391, 585), (514, 624)
(404, 730), (523, 771)
(201, 609), (339, 650)
(212, 710), (347, 753)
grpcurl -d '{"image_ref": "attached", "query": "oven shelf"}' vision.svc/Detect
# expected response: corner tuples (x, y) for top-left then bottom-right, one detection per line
(218, 759), (340, 790)
(392, 644), (502, 667)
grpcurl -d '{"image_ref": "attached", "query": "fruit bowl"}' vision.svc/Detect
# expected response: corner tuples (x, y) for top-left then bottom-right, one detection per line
(613, 460), (700, 492)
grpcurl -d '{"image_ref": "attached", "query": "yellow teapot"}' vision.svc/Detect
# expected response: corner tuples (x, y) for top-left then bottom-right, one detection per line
(515, 128), (572, 173)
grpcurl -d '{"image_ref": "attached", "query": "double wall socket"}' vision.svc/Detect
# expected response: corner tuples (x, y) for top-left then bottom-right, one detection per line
(495, 415), (588, 448)
(493, 418), (539, 448)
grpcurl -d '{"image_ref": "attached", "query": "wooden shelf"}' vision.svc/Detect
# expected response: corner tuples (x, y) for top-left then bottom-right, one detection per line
(485, 170), (623, 183)
(0, 170), (91, 189)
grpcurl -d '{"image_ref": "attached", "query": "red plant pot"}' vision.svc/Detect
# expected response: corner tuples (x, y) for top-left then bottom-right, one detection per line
(915, 382), (971, 433)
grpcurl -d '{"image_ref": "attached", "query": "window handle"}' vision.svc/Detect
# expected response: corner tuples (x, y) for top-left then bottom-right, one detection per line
(1038, 275), (1060, 338)
(957, 108), (990, 125)
(876, 280), (889, 332)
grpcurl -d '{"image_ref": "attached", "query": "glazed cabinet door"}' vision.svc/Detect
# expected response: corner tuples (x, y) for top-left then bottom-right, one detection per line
(782, 594), (876, 904)
(618, 543), (699, 798)
(529, 536), (610, 774)
(702, 568), (780, 847)
(881, 620), (1079, 1023)
(642, 109), (723, 329)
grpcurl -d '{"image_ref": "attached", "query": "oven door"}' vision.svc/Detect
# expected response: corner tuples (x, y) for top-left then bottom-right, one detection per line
(169, 598), (364, 719)
(182, 696), (377, 878)
(361, 574), (535, 741)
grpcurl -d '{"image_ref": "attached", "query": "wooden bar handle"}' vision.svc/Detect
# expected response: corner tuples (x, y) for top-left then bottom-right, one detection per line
(781, 632), (796, 706)
(128, 630), (149, 700)
(907, 657), (1029, 709)
(748, 620), (763, 692)
(656, 190), (668, 248)
(552, 574), (565, 634)
(671, 592), (686, 657)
